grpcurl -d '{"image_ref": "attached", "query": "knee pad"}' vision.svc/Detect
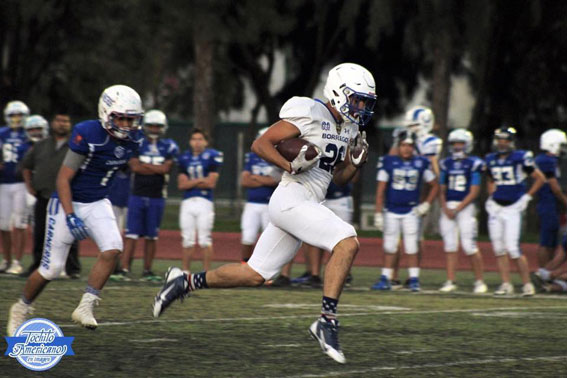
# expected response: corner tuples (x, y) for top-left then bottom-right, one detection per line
(38, 261), (65, 281)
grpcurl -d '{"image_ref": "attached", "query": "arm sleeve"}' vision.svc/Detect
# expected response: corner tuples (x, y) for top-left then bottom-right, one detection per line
(522, 151), (535, 174)
(423, 169), (436, 183)
(470, 171), (482, 186)
(377, 169), (389, 182)
(62, 149), (87, 171)
(167, 140), (180, 161)
(439, 170), (447, 185)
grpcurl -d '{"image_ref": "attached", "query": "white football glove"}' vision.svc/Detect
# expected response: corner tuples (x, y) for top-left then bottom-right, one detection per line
(349, 131), (369, 167)
(374, 212), (384, 231)
(414, 202), (431, 216)
(290, 145), (322, 175)
(517, 193), (532, 211)
(25, 192), (37, 208)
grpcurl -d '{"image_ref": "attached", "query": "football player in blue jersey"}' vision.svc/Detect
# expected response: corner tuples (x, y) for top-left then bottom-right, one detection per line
(372, 130), (439, 292)
(240, 127), (280, 263)
(485, 127), (545, 296)
(178, 128), (223, 272)
(534, 129), (567, 270)
(387, 105), (442, 288)
(7, 85), (144, 336)
(0, 101), (31, 275)
(438, 129), (487, 293)
(120, 109), (179, 281)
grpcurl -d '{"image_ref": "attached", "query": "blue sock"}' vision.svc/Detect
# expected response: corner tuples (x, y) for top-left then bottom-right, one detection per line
(189, 272), (208, 290)
(85, 285), (100, 297)
(321, 296), (338, 320)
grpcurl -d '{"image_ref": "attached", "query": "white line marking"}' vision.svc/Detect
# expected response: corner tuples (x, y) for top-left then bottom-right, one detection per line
(284, 355), (567, 377)
(57, 305), (567, 328)
(263, 304), (411, 311)
(264, 344), (303, 348)
(130, 338), (178, 343)
(471, 311), (564, 319)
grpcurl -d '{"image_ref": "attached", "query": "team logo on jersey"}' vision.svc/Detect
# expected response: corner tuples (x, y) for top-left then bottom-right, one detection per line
(114, 146), (126, 158)
(414, 160), (423, 168)
(5, 318), (75, 371)
(454, 161), (461, 169)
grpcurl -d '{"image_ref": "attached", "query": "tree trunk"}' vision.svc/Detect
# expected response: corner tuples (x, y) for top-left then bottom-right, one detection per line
(193, 27), (215, 136)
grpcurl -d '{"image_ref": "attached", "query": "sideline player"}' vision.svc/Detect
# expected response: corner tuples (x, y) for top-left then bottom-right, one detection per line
(485, 127), (544, 296)
(7, 85), (144, 335)
(387, 106), (442, 287)
(240, 127), (280, 263)
(438, 129), (487, 293)
(0, 101), (31, 274)
(178, 128), (223, 272)
(531, 236), (567, 293)
(372, 130), (438, 292)
(153, 63), (376, 363)
(534, 129), (567, 270)
(121, 109), (178, 280)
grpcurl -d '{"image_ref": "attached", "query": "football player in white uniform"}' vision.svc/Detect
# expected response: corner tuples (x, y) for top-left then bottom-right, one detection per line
(438, 129), (487, 293)
(153, 63), (376, 364)
(383, 105), (442, 287)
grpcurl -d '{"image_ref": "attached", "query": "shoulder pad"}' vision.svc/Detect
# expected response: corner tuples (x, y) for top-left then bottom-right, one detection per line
(279, 97), (317, 121)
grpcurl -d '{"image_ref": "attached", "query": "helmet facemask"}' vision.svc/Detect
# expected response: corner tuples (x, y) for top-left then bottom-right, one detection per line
(143, 124), (165, 140)
(105, 112), (143, 141)
(338, 88), (376, 127)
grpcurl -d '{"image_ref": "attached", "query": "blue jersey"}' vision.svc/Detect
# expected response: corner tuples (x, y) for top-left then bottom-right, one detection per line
(439, 156), (484, 201)
(132, 137), (179, 198)
(178, 148), (223, 200)
(377, 155), (435, 214)
(535, 153), (560, 213)
(108, 168), (131, 208)
(485, 150), (535, 204)
(325, 182), (352, 200)
(0, 127), (31, 183)
(244, 152), (276, 204)
(62, 120), (142, 203)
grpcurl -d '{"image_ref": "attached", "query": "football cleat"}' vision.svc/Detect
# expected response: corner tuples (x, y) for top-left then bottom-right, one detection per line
(72, 293), (100, 329)
(344, 273), (353, 288)
(521, 282), (535, 297)
(530, 272), (547, 293)
(370, 275), (391, 290)
(270, 275), (291, 287)
(473, 281), (488, 294)
(309, 317), (346, 364)
(6, 261), (23, 275)
(439, 281), (457, 293)
(7, 299), (34, 337)
(408, 277), (421, 292)
(153, 267), (189, 318)
(494, 282), (514, 296)
(303, 275), (322, 289)
(142, 270), (163, 282)
(291, 271), (311, 284)
(390, 279), (403, 290)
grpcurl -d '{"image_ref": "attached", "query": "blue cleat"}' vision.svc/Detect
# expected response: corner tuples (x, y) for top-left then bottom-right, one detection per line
(408, 277), (421, 292)
(309, 317), (346, 364)
(291, 271), (311, 284)
(370, 275), (391, 290)
(152, 267), (189, 318)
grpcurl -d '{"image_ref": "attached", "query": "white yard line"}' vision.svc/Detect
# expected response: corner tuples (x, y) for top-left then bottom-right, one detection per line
(57, 305), (567, 328)
(283, 355), (567, 377)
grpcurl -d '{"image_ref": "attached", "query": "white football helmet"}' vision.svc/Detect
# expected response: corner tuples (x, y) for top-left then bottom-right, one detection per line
(448, 128), (473, 158)
(540, 129), (567, 156)
(24, 115), (49, 142)
(98, 85), (143, 141)
(323, 63), (377, 126)
(143, 109), (168, 139)
(404, 105), (434, 138)
(4, 100), (30, 129)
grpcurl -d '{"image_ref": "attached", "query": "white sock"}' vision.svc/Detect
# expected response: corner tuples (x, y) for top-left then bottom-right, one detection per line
(538, 268), (551, 281)
(408, 267), (420, 278)
(382, 268), (393, 280)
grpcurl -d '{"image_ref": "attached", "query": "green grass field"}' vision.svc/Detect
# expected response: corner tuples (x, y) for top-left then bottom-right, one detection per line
(2, 255), (566, 377)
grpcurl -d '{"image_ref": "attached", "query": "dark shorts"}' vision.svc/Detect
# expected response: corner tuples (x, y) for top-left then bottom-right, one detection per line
(539, 211), (559, 248)
(125, 195), (165, 239)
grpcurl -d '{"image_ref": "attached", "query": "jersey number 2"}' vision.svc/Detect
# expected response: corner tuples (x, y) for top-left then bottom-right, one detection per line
(318, 144), (345, 173)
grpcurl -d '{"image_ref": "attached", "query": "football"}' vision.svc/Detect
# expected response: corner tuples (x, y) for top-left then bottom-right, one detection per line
(275, 138), (319, 162)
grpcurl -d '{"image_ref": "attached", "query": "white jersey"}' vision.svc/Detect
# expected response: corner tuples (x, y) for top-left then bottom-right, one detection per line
(279, 97), (358, 202)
